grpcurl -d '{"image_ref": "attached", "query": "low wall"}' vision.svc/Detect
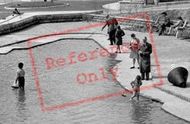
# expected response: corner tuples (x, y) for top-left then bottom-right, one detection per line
(86, 14), (190, 38)
(119, 1), (144, 13)
(87, 14), (153, 32)
(0, 10), (103, 35)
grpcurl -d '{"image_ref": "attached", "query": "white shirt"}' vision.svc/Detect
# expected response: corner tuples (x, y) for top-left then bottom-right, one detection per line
(17, 69), (25, 77)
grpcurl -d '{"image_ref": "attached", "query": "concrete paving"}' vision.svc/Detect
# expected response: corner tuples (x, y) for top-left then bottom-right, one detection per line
(0, 11), (190, 122)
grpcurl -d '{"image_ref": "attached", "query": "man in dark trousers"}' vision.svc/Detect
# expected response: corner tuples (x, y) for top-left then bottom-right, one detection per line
(102, 15), (118, 45)
(139, 37), (152, 80)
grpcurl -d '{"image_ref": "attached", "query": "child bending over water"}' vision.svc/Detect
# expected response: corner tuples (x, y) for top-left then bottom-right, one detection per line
(130, 75), (142, 101)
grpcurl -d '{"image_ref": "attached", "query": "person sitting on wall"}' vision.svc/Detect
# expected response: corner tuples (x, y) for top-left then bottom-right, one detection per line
(168, 17), (188, 38)
(155, 12), (173, 35)
(168, 17), (185, 35)
(12, 8), (21, 16)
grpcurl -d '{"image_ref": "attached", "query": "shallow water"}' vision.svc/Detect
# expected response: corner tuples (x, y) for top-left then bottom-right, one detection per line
(0, 39), (188, 124)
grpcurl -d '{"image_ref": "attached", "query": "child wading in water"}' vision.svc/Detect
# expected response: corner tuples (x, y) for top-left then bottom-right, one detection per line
(15, 62), (25, 90)
(130, 75), (142, 101)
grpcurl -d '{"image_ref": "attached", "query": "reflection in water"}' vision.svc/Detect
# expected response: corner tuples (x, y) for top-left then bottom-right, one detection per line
(17, 89), (26, 103)
(14, 89), (28, 122)
(1, 39), (188, 124)
(130, 100), (152, 124)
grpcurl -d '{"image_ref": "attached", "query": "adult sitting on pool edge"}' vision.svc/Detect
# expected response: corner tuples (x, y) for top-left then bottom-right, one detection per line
(155, 12), (173, 36)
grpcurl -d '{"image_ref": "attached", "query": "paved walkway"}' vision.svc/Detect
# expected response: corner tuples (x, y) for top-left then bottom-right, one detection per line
(0, 11), (190, 122)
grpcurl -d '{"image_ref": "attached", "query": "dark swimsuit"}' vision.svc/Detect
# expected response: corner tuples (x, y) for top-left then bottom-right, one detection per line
(18, 77), (25, 88)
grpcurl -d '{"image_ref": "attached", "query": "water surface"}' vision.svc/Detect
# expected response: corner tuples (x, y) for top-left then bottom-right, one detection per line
(0, 39), (188, 124)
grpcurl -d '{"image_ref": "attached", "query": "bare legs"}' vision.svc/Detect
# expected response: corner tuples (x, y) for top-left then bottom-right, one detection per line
(168, 27), (173, 34)
(116, 45), (121, 53)
(168, 27), (182, 38)
(130, 90), (140, 101)
(131, 57), (139, 69)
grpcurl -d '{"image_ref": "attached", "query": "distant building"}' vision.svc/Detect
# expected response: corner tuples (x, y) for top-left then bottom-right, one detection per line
(4, 0), (52, 2)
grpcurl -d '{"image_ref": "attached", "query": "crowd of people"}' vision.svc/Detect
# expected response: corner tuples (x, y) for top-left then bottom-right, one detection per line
(102, 15), (153, 101)
(14, 13), (187, 100)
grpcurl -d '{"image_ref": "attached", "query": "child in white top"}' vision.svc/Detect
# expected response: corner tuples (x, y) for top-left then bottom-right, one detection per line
(15, 62), (25, 90)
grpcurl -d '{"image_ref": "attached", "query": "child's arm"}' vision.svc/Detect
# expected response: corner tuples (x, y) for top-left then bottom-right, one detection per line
(15, 77), (18, 84)
(15, 71), (19, 84)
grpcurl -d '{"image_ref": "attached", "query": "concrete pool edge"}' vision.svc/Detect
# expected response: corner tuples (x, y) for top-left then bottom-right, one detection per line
(0, 10), (103, 35)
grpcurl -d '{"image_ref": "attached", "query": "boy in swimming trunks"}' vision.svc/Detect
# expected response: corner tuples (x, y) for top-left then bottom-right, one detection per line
(15, 62), (25, 90)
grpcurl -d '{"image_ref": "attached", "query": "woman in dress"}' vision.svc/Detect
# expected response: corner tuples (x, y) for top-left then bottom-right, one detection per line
(115, 26), (125, 53)
(129, 33), (140, 69)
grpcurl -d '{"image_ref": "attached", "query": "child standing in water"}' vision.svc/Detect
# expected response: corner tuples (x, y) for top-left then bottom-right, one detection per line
(130, 75), (142, 101)
(15, 62), (25, 90)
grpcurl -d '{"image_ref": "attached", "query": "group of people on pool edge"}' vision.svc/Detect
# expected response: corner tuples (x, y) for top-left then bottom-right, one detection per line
(128, 35), (152, 101)
(102, 15), (152, 101)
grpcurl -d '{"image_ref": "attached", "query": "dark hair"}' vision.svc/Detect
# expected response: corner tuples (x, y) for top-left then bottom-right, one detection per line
(143, 36), (147, 42)
(18, 62), (24, 69)
(106, 14), (110, 19)
(117, 26), (121, 29)
(177, 16), (183, 20)
(131, 33), (135, 38)
(161, 12), (167, 16)
(136, 75), (141, 81)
